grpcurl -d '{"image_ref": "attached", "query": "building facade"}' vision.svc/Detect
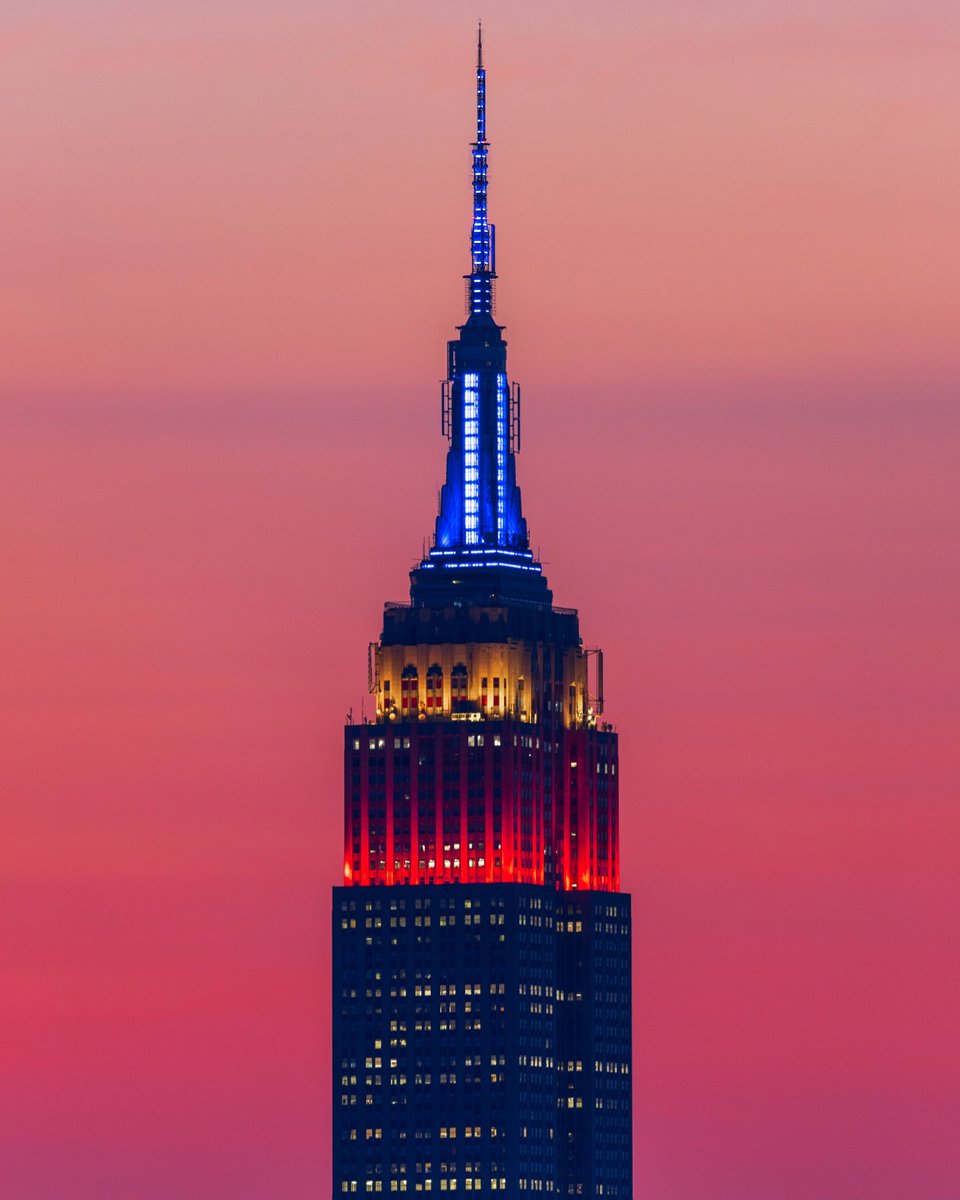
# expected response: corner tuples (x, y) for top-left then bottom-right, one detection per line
(333, 31), (632, 1198)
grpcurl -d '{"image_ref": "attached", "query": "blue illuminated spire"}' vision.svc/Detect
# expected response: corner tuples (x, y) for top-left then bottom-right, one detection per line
(468, 22), (495, 318)
(410, 29), (549, 607)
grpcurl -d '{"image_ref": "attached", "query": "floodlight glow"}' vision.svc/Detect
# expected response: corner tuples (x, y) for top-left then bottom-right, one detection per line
(463, 373), (480, 544)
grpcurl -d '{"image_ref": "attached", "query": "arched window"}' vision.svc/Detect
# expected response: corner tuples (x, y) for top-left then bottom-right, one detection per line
(425, 664), (443, 711)
(451, 664), (468, 707)
(400, 665), (418, 714)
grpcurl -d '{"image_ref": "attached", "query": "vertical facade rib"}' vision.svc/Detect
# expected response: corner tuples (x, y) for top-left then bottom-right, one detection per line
(333, 29), (633, 1198)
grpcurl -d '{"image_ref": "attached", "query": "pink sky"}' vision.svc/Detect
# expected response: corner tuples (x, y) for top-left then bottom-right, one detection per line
(2, 3), (958, 1197)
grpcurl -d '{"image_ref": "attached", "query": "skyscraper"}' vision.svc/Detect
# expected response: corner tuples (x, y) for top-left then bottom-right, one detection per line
(333, 30), (632, 1197)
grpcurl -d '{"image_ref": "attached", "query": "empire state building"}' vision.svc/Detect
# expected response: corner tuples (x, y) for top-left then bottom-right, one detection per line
(333, 30), (633, 1197)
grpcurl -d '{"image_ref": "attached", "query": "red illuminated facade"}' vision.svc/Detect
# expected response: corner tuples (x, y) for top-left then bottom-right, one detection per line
(345, 720), (619, 892)
(344, 603), (619, 894)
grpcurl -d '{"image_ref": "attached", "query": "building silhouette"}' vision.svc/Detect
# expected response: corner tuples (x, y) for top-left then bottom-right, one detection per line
(333, 29), (633, 1198)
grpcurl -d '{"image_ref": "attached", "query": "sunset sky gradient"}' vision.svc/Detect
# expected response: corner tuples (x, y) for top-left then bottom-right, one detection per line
(2, 3), (958, 1197)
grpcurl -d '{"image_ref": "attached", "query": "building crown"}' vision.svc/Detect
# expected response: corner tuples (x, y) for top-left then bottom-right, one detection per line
(412, 30), (549, 608)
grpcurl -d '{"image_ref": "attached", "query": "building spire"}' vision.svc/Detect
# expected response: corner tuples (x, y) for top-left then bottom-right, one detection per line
(468, 21), (494, 316)
(411, 28), (547, 606)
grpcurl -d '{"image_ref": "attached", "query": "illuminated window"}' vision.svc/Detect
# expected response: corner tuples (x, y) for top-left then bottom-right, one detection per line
(401, 666), (419, 714)
(451, 664), (468, 706)
(426, 664), (443, 711)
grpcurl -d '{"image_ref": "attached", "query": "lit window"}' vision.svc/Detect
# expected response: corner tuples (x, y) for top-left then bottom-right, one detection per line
(401, 665), (419, 713)
(451, 664), (468, 706)
(426, 664), (443, 711)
